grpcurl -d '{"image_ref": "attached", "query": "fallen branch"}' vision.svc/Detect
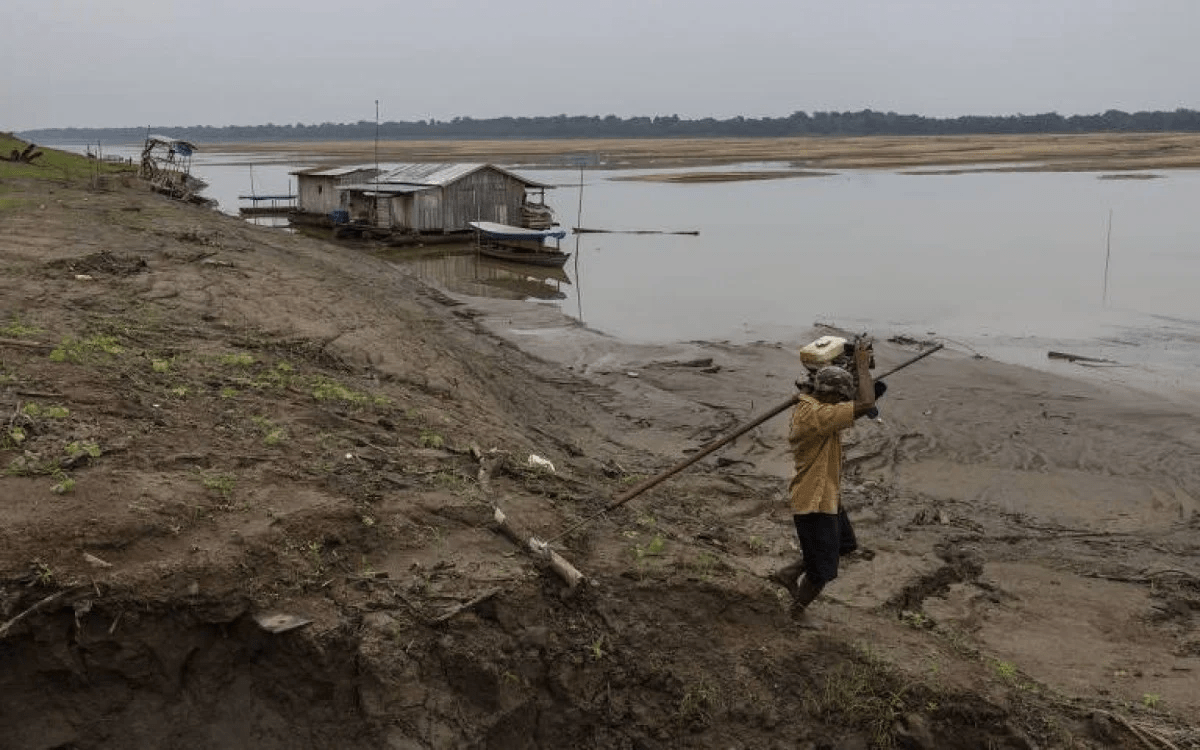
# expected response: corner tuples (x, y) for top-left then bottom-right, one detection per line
(0, 338), (53, 350)
(0, 589), (73, 639)
(431, 588), (500, 625)
(1095, 710), (1181, 750)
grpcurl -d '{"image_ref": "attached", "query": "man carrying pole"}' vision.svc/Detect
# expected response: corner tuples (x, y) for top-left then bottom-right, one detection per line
(770, 337), (878, 628)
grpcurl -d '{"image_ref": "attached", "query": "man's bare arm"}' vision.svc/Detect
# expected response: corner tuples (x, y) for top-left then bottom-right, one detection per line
(852, 341), (876, 418)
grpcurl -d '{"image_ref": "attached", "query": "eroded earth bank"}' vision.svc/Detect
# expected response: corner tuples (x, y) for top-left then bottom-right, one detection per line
(1, 162), (1199, 749)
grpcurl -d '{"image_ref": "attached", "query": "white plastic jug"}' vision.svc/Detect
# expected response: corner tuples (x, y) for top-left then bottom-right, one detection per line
(799, 336), (847, 371)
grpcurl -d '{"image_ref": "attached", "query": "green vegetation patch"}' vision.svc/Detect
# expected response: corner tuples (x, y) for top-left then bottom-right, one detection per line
(251, 415), (287, 446)
(308, 375), (390, 407)
(0, 196), (26, 212)
(0, 133), (130, 182)
(805, 644), (928, 749)
(23, 403), (70, 419)
(50, 334), (125, 363)
(219, 352), (257, 368)
(199, 470), (237, 499)
(0, 316), (41, 337)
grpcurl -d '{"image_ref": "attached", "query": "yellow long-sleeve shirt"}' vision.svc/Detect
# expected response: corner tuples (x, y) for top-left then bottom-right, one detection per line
(787, 394), (855, 514)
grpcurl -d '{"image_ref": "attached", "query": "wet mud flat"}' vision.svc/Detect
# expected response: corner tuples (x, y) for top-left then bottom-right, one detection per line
(1, 160), (1199, 748)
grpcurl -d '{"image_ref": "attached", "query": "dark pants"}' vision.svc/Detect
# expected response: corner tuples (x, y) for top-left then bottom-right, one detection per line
(792, 506), (857, 586)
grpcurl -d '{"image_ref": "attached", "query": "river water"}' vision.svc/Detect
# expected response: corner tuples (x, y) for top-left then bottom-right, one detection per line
(57, 143), (1200, 400)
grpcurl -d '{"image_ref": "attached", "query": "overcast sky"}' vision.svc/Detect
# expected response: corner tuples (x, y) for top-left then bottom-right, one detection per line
(3, 0), (1198, 130)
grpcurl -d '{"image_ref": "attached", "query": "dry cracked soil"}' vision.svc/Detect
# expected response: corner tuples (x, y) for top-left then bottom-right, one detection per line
(1, 145), (1199, 749)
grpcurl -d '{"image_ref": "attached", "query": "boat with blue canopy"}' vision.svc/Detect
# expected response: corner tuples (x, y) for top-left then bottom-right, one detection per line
(468, 221), (570, 267)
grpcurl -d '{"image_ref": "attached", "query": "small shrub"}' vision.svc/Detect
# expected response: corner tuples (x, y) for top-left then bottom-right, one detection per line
(633, 534), (667, 570)
(24, 403), (69, 419)
(992, 660), (1018, 682)
(310, 376), (366, 404)
(644, 534), (666, 556)
(200, 471), (236, 498)
(65, 440), (101, 460)
(419, 430), (444, 449)
(32, 561), (54, 586)
(51, 474), (76, 495)
(151, 358), (172, 373)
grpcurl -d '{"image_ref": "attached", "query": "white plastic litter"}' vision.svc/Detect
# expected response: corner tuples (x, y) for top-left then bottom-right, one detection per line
(527, 454), (555, 473)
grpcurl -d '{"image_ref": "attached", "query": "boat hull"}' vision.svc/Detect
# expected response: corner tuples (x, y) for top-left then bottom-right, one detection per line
(477, 245), (570, 267)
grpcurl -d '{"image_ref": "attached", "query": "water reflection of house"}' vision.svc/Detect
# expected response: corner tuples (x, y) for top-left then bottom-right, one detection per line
(293, 163), (554, 239)
(401, 250), (570, 301)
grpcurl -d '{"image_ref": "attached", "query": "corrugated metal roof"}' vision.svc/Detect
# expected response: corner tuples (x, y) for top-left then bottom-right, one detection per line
(291, 164), (379, 177)
(377, 163), (483, 185)
(377, 163), (551, 188)
(336, 183), (428, 195)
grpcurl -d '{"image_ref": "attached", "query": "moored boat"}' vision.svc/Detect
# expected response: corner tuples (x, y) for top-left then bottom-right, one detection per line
(468, 221), (570, 267)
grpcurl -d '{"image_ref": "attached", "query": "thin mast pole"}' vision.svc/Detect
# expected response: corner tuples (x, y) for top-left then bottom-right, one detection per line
(1102, 209), (1113, 306)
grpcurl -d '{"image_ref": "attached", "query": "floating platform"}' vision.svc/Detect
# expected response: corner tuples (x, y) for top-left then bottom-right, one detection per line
(238, 194), (297, 218)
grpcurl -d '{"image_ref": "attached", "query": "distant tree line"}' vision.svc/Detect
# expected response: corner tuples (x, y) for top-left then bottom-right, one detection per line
(20, 108), (1200, 144)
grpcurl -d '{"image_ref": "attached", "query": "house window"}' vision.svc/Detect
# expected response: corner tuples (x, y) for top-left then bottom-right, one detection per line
(317, 185), (323, 195)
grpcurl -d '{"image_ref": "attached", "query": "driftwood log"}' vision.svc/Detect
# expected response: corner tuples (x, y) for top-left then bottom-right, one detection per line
(492, 507), (584, 590)
(475, 448), (585, 590)
(1047, 350), (1117, 364)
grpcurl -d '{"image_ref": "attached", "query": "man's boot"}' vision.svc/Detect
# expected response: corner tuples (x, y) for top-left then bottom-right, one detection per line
(789, 575), (824, 630)
(769, 557), (805, 600)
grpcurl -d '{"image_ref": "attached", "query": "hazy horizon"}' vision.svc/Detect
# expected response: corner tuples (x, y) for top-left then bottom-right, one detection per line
(15, 106), (1200, 135)
(3, 0), (1197, 132)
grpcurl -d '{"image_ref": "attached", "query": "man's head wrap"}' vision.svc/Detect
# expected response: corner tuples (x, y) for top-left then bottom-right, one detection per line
(813, 366), (855, 401)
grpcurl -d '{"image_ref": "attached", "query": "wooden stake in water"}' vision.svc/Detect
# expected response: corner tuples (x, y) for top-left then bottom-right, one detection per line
(1102, 209), (1113, 307)
(574, 166), (585, 323)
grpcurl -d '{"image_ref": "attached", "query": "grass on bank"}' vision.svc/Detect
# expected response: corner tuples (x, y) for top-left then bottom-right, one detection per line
(0, 132), (132, 182)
